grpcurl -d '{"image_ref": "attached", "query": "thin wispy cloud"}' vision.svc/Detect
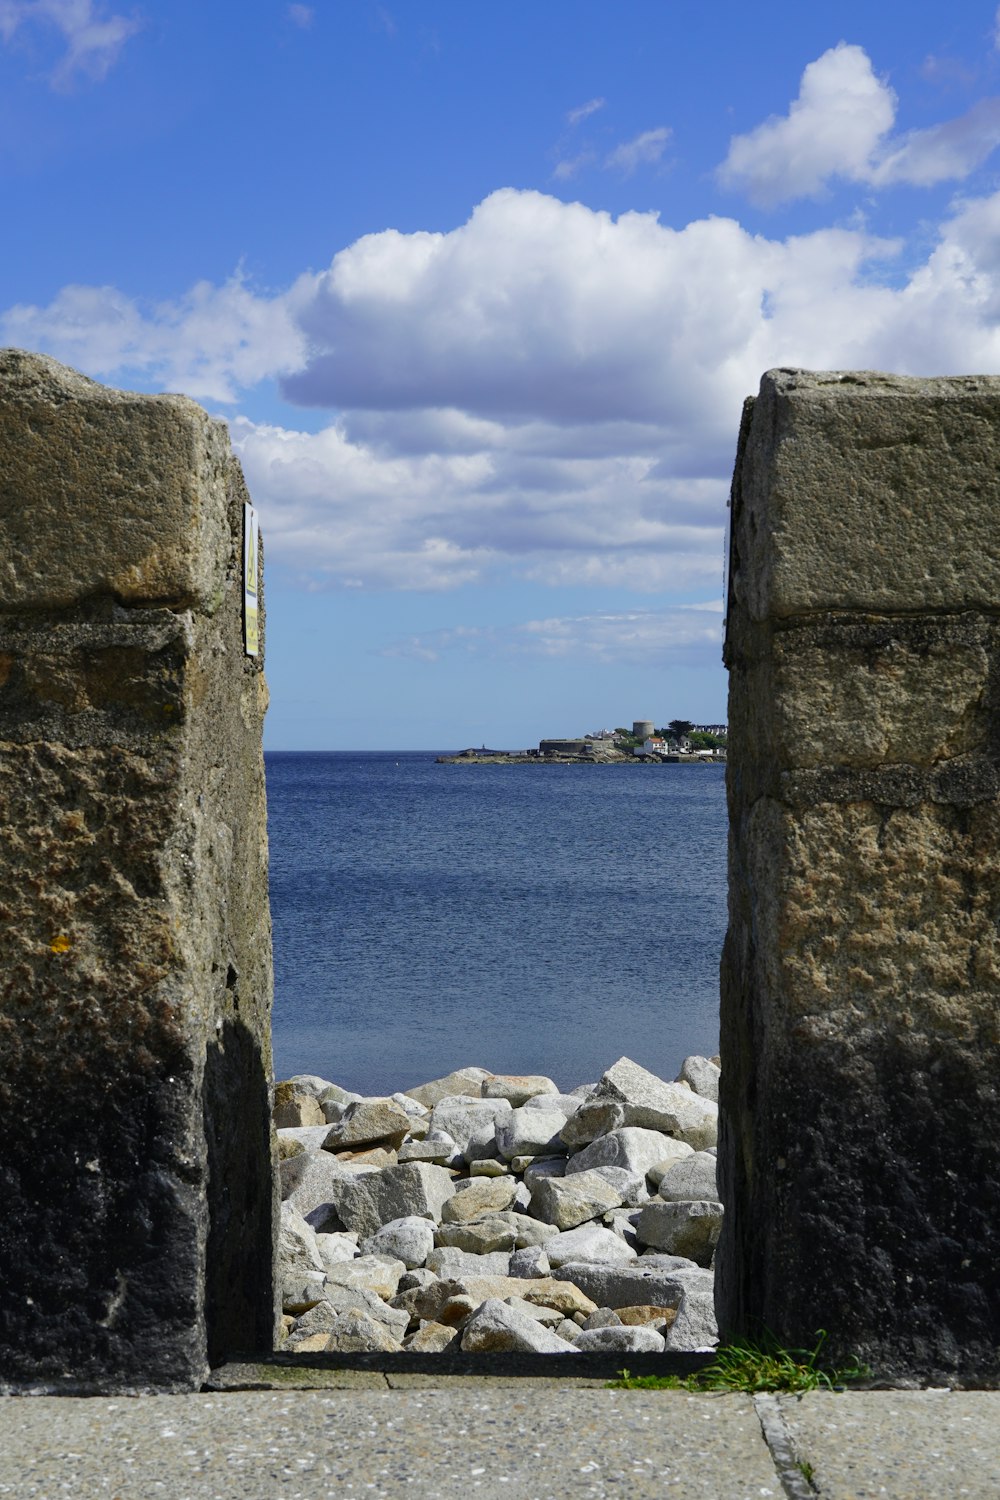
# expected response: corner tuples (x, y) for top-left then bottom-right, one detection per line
(918, 53), (976, 90)
(287, 4), (313, 29)
(567, 96), (605, 126)
(552, 150), (595, 181)
(383, 604), (724, 667)
(554, 123), (670, 181)
(0, 0), (140, 88)
(605, 126), (671, 175)
(872, 97), (1000, 188)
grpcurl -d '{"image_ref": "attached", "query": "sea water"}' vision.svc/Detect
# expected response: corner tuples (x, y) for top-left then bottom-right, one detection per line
(266, 751), (728, 1095)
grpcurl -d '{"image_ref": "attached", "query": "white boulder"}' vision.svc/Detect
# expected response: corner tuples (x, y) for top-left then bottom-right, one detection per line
(428, 1096), (513, 1162)
(544, 1223), (638, 1268)
(567, 1128), (692, 1181)
(657, 1152), (721, 1203)
(315, 1231), (360, 1270)
(662, 1271), (718, 1350)
(440, 1175), (518, 1223)
(574, 1325), (666, 1354)
(278, 1201), (324, 1277)
(361, 1216), (435, 1269)
(559, 1099), (626, 1148)
(322, 1254), (406, 1301)
(325, 1162), (457, 1240)
(324, 1309), (403, 1353)
(460, 1298), (579, 1354)
(636, 1200), (723, 1265)
(496, 1106), (568, 1160)
(481, 1074), (559, 1106)
(322, 1096), (412, 1153)
(404, 1067), (491, 1108)
(677, 1055), (720, 1102)
(528, 1169), (624, 1231)
(592, 1057), (718, 1148)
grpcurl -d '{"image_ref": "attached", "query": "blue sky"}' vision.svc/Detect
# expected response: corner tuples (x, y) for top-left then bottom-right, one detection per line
(4, 2), (1000, 748)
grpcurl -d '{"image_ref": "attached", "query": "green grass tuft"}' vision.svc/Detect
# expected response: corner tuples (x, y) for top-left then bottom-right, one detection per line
(610, 1330), (871, 1394)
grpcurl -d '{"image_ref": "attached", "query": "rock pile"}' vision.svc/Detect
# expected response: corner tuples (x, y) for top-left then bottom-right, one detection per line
(275, 1054), (722, 1357)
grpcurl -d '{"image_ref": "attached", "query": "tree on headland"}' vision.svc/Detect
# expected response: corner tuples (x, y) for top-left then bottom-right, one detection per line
(666, 719), (695, 742)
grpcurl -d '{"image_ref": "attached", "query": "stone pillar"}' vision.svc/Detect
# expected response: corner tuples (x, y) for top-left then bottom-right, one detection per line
(0, 350), (276, 1393)
(718, 369), (1000, 1384)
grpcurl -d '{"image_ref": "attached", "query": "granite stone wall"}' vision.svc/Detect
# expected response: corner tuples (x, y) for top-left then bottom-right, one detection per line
(717, 369), (1000, 1383)
(0, 350), (276, 1393)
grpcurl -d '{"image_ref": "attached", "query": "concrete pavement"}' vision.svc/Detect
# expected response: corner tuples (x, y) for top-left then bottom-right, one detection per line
(2, 1378), (999, 1499)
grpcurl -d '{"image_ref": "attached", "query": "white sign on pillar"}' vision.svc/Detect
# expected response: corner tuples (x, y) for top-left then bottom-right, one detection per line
(243, 503), (260, 656)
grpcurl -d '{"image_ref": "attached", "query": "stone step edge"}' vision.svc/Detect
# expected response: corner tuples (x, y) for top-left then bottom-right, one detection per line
(206, 1348), (717, 1390)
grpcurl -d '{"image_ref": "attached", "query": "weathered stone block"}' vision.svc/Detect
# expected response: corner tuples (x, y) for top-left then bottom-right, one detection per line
(495, 1105), (568, 1159)
(0, 349), (234, 611)
(718, 368), (1000, 1384)
(768, 618), (995, 772)
(0, 351), (274, 1393)
(731, 369), (1000, 619)
(404, 1321), (457, 1352)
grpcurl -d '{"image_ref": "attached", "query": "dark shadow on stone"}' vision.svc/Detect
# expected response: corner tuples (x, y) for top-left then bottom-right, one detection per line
(0, 1044), (203, 1394)
(717, 1022), (1000, 1385)
(203, 1016), (277, 1368)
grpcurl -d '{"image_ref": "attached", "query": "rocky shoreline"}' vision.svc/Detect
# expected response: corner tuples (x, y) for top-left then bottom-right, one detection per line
(434, 752), (718, 765)
(275, 1054), (722, 1357)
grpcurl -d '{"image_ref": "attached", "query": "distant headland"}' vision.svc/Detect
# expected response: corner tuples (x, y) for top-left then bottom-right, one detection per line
(436, 719), (727, 765)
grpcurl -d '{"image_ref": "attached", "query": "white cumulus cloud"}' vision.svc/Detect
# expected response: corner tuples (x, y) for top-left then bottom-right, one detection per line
(11, 184), (1000, 593)
(719, 42), (1000, 206)
(230, 411), (727, 594)
(718, 43), (896, 206)
(281, 188), (904, 445)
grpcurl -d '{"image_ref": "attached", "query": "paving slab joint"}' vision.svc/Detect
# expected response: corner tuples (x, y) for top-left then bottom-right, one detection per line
(753, 1394), (818, 1500)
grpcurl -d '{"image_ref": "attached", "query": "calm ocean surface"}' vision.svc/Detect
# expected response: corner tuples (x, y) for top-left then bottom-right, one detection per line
(266, 752), (728, 1096)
